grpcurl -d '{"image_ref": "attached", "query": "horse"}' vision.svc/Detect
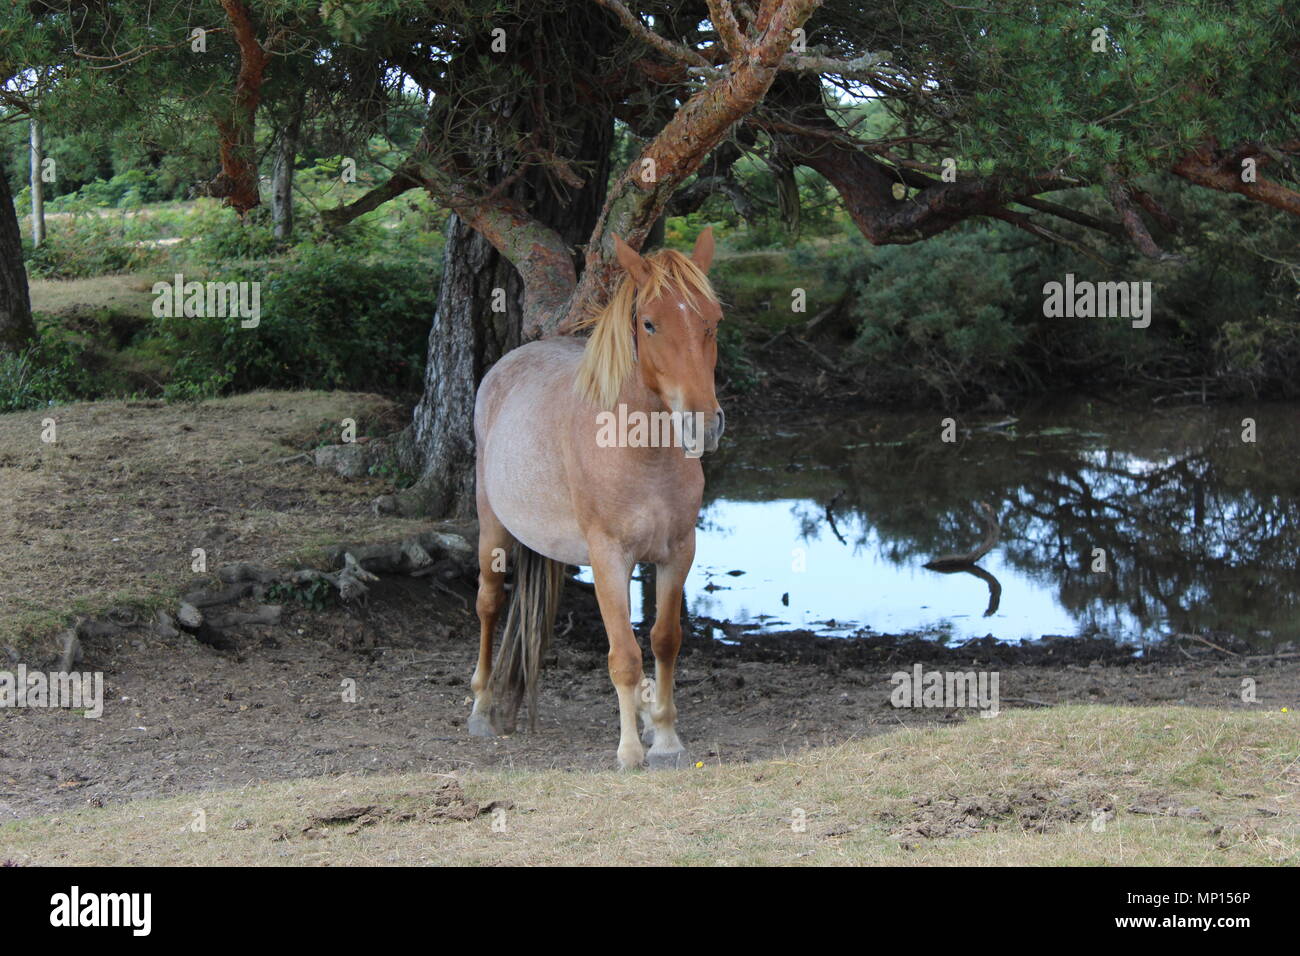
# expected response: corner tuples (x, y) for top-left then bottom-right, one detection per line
(468, 228), (724, 769)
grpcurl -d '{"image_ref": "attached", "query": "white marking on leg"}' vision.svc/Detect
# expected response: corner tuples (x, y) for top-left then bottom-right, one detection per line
(616, 681), (645, 769)
(649, 660), (684, 755)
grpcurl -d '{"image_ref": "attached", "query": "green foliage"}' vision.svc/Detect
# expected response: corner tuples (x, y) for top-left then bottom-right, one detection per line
(155, 240), (435, 399)
(871, 0), (1300, 180)
(0, 336), (91, 411)
(265, 576), (336, 612)
(814, 181), (1300, 405)
(840, 228), (1034, 404)
(53, 169), (170, 209)
(23, 212), (168, 279)
(717, 323), (760, 393)
(366, 456), (416, 488)
(160, 354), (235, 403)
(184, 203), (281, 261)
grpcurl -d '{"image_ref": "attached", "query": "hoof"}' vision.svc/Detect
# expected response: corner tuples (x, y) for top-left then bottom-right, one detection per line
(467, 711), (496, 737)
(641, 722), (656, 747)
(647, 748), (688, 771)
(617, 744), (646, 771)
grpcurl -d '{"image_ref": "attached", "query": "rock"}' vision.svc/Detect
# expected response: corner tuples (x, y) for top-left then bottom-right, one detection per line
(154, 610), (180, 639)
(182, 582), (254, 608)
(76, 618), (122, 640)
(217, 563), (279, 585)
(401, 539), (434, 569)
(418, 530), (475, 562)
(57, 630), (82, 673)
(176, 602), (204, 631)
(207, 605), (282, 628)
(314, 443), (370, 479)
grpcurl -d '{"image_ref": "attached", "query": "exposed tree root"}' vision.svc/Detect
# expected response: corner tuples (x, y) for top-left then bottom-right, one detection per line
(34, 530), (478, 666)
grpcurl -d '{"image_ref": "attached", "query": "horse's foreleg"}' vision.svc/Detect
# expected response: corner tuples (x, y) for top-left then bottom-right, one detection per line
(469, 503), (512, 737)
(644, 552), (691, 769)
(589, 540), (644, 770)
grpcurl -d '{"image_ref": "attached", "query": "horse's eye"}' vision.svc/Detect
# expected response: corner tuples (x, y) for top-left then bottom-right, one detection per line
(642, 319), (656, 334)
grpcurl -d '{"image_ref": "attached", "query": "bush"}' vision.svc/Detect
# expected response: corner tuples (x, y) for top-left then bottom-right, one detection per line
(183, 202), (281, 261)
(844, 227), (1035, 404)
(23, 210), (167, 279)
(0, 337), (89, 411)
(156, 240), (435, 398)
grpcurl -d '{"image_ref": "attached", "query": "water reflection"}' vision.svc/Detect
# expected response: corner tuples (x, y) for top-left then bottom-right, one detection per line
(683, 401), (1300, 650)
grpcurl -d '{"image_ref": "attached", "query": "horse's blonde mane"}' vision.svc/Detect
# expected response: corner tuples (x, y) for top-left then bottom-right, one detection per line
(573, 248), (718, 409)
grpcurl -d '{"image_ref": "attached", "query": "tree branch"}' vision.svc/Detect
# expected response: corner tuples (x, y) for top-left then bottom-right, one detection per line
(321, 165), (423, 228)
(1105, 166), (1180, 261)
(590, 0), (713, 67)
(210, 0), (271, 215)
(558, 0), (824, 334)
(1171, 142), (1300, 217)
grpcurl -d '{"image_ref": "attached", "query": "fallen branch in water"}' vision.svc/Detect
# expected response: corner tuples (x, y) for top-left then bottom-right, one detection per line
(1174, 632), (1240, 657)
(825, 490), (848, 546)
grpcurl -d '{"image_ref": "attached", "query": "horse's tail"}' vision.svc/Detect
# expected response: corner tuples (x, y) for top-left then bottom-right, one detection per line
(489, 543), (566, 734)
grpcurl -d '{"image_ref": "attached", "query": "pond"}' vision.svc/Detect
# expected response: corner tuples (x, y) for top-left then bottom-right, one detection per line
(631, 400), (1299, 652)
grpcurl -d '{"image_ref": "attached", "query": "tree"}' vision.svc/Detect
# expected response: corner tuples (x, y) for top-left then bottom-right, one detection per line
(323, 0), (1300, 513)
(0, 149), (34, 352)
(9, 1), (1299, 511)
(0, 60), (40, 352)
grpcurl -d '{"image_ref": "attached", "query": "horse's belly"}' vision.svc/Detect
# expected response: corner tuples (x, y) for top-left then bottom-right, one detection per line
(489, 463), (590, 566)
(480, 356), (590, 566)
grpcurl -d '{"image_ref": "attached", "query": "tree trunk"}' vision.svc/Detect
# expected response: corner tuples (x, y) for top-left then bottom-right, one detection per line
(0, 168), (36, 353)
(29, 119), (45, 248)
(271, 110), (300, 240)
(399, 117), (612, 518)
(402, 213), (522, 518)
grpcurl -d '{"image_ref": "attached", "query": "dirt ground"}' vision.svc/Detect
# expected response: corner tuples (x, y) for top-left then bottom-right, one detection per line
(3, 570), (1295, 823)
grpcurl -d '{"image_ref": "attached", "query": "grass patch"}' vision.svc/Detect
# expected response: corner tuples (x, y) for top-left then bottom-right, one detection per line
(714, 247), (844, 333)
(2, 707), (1293, 866)
(0, 391), (429, 655)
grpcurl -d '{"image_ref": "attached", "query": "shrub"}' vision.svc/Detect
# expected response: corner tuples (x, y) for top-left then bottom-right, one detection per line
(23, 210), (167, 279)
(0, 337), (90, 411)
(184, 202), (280, 261)
(155, 240), (435, 398)
(846, 227), (1032, 404)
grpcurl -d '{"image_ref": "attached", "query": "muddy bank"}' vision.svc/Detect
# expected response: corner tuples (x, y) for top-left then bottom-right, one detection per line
(2, 574), (1295, 822)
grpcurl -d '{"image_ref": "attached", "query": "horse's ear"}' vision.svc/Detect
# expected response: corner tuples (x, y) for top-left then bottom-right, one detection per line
(691, 226), (715, 272)
(613, 234), (651, 287)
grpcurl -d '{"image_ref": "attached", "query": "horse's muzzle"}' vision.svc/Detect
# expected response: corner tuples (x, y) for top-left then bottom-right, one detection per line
(680, 407), (725, 457)
(704, 408), (725, 453)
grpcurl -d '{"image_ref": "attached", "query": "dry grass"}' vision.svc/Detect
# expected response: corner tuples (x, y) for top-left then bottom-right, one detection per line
(0, 391), (432, 651)
(28, 273), (159, 317)
(2, 707), (1294, 866)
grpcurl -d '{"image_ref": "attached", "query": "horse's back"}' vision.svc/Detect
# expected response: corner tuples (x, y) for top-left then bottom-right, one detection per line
(476, 337), (589, 564)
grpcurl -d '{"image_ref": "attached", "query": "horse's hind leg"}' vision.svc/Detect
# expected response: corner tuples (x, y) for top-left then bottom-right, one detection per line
(589, 538), (644, 770)
(469, 495), (513, 737)
(643, 549), (692, 769)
